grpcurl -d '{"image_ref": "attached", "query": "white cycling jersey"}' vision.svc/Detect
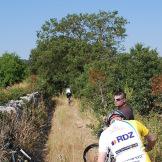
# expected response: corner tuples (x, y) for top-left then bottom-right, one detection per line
(99, 120), (151, 162)
(66, 88), (71, 94)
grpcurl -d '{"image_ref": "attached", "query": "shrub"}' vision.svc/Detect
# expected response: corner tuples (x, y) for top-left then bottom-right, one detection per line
(0, 53), (28, 88)
(135, 111), (162, 162)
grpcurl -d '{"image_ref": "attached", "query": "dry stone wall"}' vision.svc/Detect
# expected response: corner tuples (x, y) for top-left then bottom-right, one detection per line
(0, 92), (40, 114)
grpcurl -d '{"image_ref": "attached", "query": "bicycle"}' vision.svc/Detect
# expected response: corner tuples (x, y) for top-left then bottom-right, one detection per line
(9, 147), (31, 162)
(2, 138), (32, 162)
(83, 143), (115, 162)
(66, 93), (72, 105)
(68, 96), (72, 105)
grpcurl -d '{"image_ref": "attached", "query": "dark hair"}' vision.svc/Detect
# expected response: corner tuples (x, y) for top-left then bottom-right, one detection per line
(114, 88), (126, 98)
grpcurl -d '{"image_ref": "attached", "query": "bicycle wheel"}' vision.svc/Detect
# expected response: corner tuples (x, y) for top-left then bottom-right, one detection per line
(83, 143), (114, 162)
(68, 97), (71, 105)
(83, 143), (99, 162)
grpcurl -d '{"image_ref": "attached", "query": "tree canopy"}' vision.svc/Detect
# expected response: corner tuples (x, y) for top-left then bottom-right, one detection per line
(30, 11), (128, 95)
(29, 11), (162, 115)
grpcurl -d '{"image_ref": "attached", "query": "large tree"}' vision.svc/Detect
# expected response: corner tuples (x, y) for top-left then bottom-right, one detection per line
(30, 11), (128, 95)
(37, 11), (127, 54)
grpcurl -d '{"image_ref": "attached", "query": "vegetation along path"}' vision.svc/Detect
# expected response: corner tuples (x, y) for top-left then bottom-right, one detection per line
(44, 96), (98, 162)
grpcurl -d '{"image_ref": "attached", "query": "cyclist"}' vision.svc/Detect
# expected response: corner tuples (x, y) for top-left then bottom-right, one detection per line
(97, 89), (134, 137)
(98, 110), (157, 162)
(65, 87), (72, 104)
(114, 89), (134, 120)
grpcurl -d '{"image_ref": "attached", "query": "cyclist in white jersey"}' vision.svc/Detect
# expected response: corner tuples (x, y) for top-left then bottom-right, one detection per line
(65, 88), (72, 97)
(65, 87), (72, 104)
(98, 110), (156, 162)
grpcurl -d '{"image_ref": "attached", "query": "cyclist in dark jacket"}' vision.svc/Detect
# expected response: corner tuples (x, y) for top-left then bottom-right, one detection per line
(114, 89), (134, 120)
(98, 89), (134, 137)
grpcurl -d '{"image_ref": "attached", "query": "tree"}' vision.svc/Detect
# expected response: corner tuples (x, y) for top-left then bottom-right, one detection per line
(0, 53), (27, 87)
(75, 43), (162, 116)
(116, 43), (162, 114)
(30, 11), (128, 95)
(37, 11), (128, 55)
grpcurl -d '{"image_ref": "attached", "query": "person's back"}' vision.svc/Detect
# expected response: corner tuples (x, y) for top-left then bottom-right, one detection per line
(99, 120), (151, 162)
(98, 110), (156, 162)
(66, 88), (71, 94)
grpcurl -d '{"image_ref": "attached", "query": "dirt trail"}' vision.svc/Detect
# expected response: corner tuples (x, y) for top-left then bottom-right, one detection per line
(44, 96), (98, 162)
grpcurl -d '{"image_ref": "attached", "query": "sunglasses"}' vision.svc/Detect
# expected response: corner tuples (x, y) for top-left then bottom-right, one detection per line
(114, 98), (123, 101)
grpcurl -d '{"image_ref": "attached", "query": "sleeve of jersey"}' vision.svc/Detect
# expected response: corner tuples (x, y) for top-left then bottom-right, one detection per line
(136, 120), (149, 137)
(99, 132), (109, 153)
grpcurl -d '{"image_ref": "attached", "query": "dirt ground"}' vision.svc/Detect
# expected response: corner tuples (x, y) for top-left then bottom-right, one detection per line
(44, 96), (98, 162)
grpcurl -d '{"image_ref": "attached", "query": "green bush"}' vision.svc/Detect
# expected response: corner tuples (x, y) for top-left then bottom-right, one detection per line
(9, 88), (28, 100)
(0, 53), (28, 88)
(0, 87), (31, 105)
(0, 91), (9, 105)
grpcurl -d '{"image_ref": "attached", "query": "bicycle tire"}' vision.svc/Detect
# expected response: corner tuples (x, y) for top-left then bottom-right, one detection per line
(83, 143), (99, 162)
(83, 143), (114, 162)
(68, 97), (71, 105)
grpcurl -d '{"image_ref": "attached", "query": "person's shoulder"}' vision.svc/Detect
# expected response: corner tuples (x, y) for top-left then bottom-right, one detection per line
(125, 120), (147, 130)
(102, 125), (114, 134)
(124, 104), (133, 110)
(118, 106), (134, 120)
(131, 119), (143, 125)
(124, 119), (138, 124)
(66, 88), (71, 91)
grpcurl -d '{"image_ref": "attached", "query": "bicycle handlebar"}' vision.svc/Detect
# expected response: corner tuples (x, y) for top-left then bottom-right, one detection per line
(20, 149), (31, 160)
(3, 140), (32, 161)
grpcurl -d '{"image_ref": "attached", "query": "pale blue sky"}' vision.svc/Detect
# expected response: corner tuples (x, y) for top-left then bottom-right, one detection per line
(0, 0), (162, 59)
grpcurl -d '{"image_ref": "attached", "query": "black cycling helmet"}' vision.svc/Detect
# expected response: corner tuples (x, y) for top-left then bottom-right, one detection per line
(106, 110), (127, 126)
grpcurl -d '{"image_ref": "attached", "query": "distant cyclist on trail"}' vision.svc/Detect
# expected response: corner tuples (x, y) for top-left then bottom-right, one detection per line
(65, 87), (72, 104)
(98, 110), (157, 162)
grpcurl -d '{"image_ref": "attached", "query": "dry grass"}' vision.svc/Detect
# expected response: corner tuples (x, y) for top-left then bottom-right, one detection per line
(135, 111), (162, 162)
(45, 96), (98, 162)
(0, 75), (37, 94)
(0, 97), (48, 162)
(0, 112), (39, 161)
(0, 81), (29, 92)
